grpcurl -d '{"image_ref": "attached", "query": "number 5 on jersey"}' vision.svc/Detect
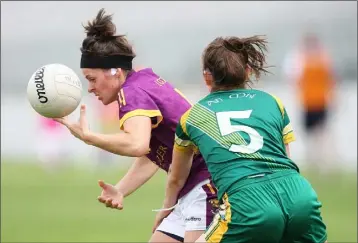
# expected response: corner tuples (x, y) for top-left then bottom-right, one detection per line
(216, 110), (264, 154)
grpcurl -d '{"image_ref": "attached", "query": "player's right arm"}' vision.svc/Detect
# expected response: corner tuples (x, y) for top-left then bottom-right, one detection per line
(98, 156), (159, 210)
(115, 156), (159, 197)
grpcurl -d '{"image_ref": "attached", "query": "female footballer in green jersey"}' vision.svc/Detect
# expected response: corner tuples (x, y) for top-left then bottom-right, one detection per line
(156, 36), (327, 243)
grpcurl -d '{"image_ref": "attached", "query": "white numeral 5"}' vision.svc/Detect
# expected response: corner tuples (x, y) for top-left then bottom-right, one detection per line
(216, 110), (263, 154)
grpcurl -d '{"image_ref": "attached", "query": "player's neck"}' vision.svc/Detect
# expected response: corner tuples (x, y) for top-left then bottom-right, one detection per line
(210, 85), (246, 93)
(122, 69), (135, 82)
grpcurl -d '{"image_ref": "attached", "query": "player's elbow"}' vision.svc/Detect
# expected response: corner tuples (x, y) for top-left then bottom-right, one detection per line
(130, 142), (150, 157)
(168, 176), (186, 189)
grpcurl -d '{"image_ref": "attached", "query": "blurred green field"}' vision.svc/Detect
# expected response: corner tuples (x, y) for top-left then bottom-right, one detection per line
(1, 161), (357, 242)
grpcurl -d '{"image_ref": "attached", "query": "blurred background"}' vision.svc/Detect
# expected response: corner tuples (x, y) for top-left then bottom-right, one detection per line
(1, 1), (357, 242)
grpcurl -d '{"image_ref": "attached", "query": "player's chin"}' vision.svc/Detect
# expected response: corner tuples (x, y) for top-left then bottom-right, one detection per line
(101, 99), (109, 105)
(102, 95), (118, 105)
(101, 97), (111, 106)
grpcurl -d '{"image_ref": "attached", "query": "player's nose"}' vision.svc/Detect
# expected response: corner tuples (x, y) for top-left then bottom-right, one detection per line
(88, 86), (94, 93)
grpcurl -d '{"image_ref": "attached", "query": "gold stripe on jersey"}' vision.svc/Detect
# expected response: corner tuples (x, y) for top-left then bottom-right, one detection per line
(283, 123), (293, 136)
(174, 143), (191, 152)
(283, 123), (295, 144)
(283, 131), (296, 144)
(174, 135), (199, 153)
(180, 108), (192, 135)
(270, 94), (296, 144)
(206, 183), (216, 195)
(175, 134), (193, 147)
(119, 109), (163, 129)
(270, 94), (285, 118)
(174, 88), (192, 105)
(120, 89), (126, 106)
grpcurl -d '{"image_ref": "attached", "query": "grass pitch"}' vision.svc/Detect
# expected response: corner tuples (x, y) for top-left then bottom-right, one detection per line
(1, 161), (357, 242)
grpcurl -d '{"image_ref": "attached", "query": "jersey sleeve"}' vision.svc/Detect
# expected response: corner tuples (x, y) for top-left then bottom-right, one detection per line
(118, 86), (163, 129)
(174, 109), (194, 151)
(282, 107), (295, 144)
(272, 95), (296, 144)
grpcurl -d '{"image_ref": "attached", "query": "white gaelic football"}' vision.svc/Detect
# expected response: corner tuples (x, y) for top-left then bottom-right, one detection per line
(27, 63), (83, 118)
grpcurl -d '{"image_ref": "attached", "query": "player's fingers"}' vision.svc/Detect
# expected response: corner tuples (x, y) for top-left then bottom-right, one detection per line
(98, 180), (110, 190)
(97, 196), (106, 203)
(98, 180), (105, 187)
(112, 200), (123, 210)
(53, 118), (69, 127)
(105, 198), (113, 207)
(79, 104), (87, 126)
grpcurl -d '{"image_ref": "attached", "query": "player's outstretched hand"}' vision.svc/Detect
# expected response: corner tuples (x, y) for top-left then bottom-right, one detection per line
(97, 180), (124, 210)
(53, 104), (90, 143)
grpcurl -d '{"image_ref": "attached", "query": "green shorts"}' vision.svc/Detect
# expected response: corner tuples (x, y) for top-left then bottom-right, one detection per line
(205, 170), (327, 243)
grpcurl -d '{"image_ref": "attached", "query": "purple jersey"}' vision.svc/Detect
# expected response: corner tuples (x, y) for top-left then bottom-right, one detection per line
(117, 68), (211, 198)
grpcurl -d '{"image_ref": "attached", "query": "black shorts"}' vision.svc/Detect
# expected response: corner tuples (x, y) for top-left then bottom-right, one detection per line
(304, 109), (327, 131)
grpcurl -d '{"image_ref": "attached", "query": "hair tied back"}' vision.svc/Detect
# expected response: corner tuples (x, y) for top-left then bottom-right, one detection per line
(223, 39), (245, 53)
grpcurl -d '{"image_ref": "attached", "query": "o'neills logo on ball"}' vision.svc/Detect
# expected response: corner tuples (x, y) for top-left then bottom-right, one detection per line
(34, 67), (48, 103)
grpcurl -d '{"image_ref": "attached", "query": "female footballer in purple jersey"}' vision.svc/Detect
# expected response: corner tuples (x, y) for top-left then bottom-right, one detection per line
(54, 9), (217, 243)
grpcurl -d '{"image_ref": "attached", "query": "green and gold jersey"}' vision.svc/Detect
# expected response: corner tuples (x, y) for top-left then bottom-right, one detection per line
(174, 89), (299, 199)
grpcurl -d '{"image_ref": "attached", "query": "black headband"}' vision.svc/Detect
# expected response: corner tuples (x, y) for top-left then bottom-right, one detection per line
(80, 53), (134, 69)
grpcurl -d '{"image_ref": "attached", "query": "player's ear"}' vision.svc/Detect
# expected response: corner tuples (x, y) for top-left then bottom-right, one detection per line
(245, 66), (252, 80)
(110, 68), (126, 82)
(110, 68), (121, 76)
(203, 69), (214, 88)
(110, 68), (117, 76)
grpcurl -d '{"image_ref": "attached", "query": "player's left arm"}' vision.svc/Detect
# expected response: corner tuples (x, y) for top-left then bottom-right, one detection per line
(282, 107), (295, 157)
(273, 95), (295, 157)
(85, 86), (163, 157)
(163, 145), (195, 208)
(153, 120), (194, 232)
(285, 144), (291, 158)
(152, 138), (194, 233)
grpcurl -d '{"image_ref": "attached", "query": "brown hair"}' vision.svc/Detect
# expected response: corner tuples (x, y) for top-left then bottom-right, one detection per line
(202, 35), (270, 89)
(80, 8), (136, 70)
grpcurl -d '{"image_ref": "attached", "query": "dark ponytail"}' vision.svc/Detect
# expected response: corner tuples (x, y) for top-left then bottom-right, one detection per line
(202, 35), (270, 88)
(80, 8), (135, 70)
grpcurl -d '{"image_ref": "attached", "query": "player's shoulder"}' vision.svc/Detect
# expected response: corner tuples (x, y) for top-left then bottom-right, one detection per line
(182, 98), (215, 126)
(118, 70), (157, 108)
(191, 94), (214, 113)
(243, 89), (284, 104)
(196, 89), (273, 103)
(179, 101), (203, 127)
(245, 89), (276, 99)
(132, 68), (160, 80)
(196, 91), (222, 107)
(123, 68), (153, 85)
(125, 68), (176, 92)
(260, 91), (286, 117)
